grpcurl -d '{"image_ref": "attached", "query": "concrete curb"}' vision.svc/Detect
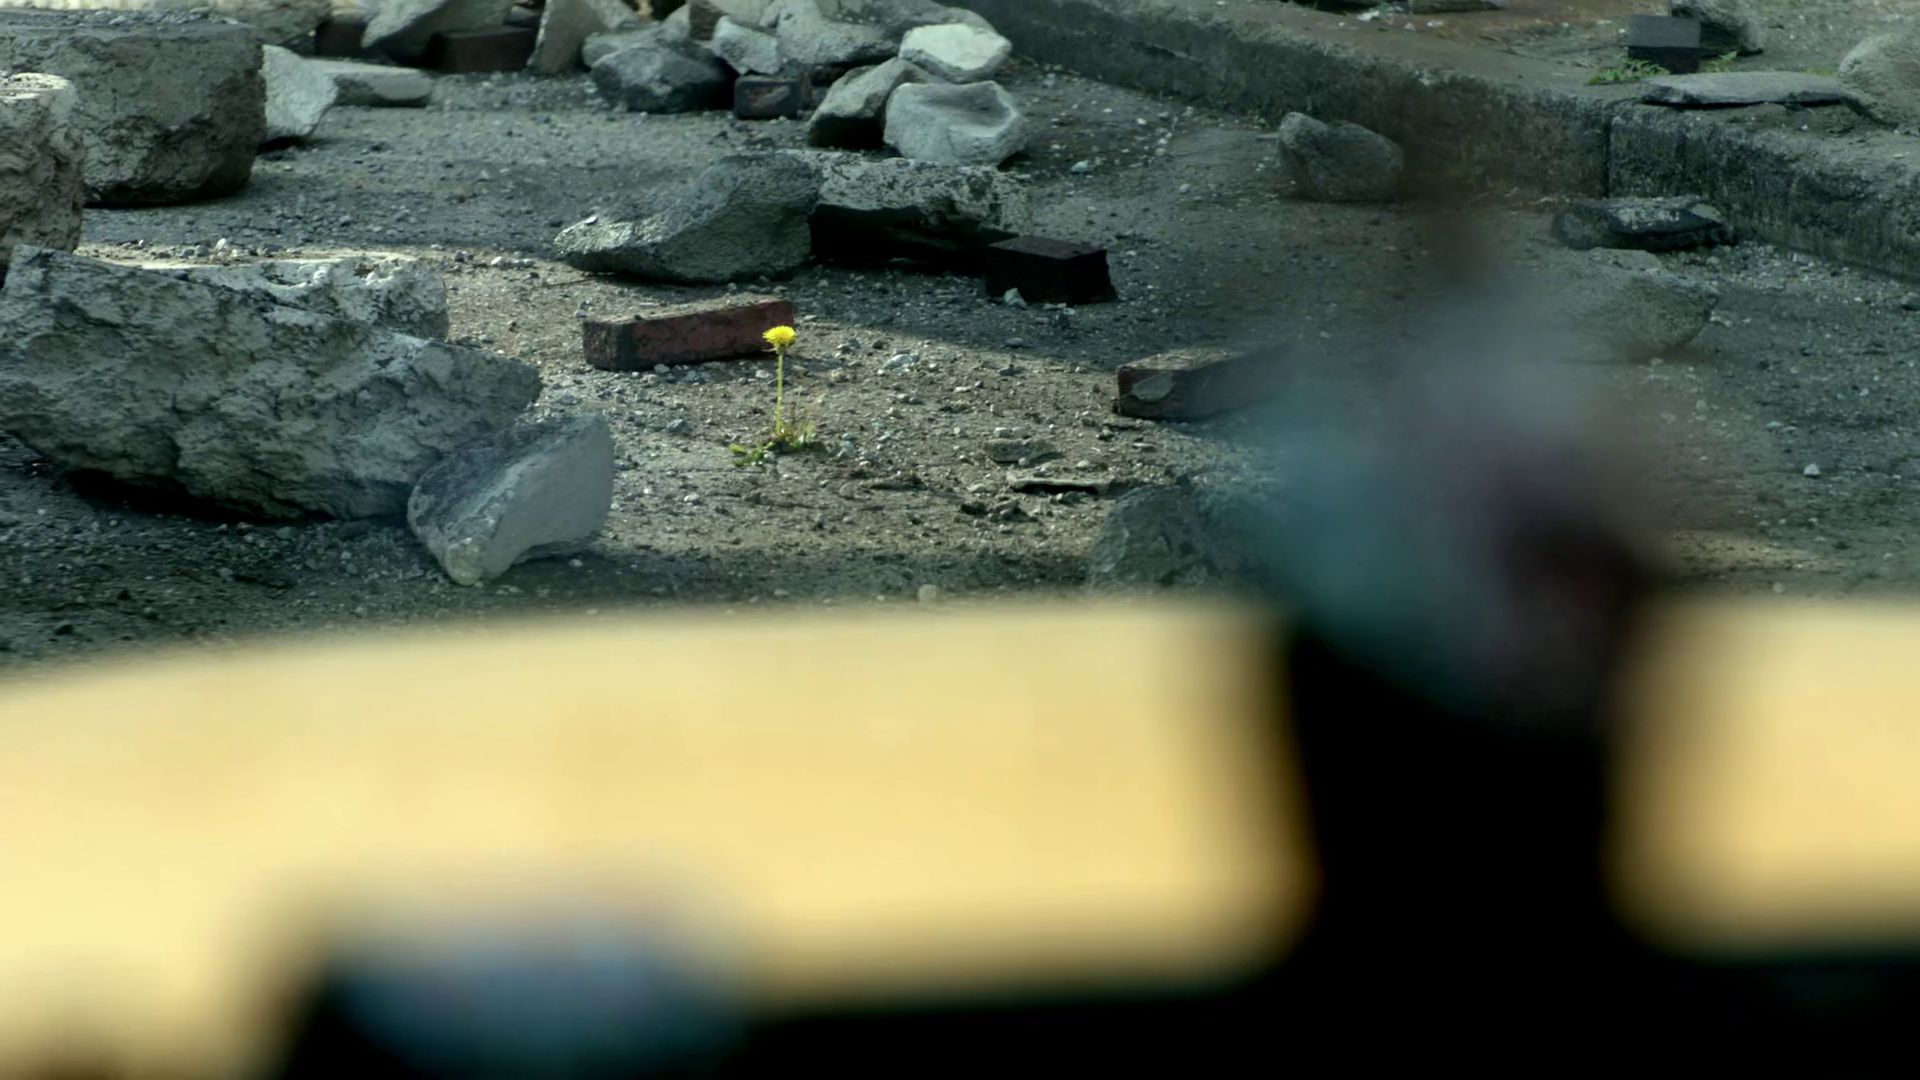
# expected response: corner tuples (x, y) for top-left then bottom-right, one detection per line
(951, 0), (1920, 281)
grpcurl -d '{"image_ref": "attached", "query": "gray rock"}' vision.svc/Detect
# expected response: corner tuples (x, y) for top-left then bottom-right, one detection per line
(589, 26), (730, 112)
(1671, 0), (1764, 56)
(807, 58), (929, 147)
(766, 0), (894, 70)
(1528, 248), (1719, 363)
(689, 0), (774, 39)
(555, 154), (818, 283)
(262, 45), (339, 144)
(583, 31), (652, 68)
(145, 255), (452, 339)
(883, 81), (1027, 166)
(711, 16), (786, 75)
(786, 149), (1032, 236)
(812, 0), (993, 37)
(1087, 484), (1265, 590)
(0, 247), (540, 519)
(310, 59), (434, 108)
(408, 413), (614, 586)
(898, 22), (1012, 83)
(362, 0), (516, 62)
(1276, 112), (1402, 203)
(1840, 29), (1920, 130)
(1640, 72), (1851, 108)
(1409, 0), (1507, 10)
(984, 437), (1057, 465)
(529, 0), (646, 75)
(0, 11), (263, 206)
(1552, 196), (1733, 252)
(0, 74), (85, 273)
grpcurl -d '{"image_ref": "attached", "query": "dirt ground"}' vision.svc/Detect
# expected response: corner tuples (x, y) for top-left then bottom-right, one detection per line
(3, 55), (1919, 672)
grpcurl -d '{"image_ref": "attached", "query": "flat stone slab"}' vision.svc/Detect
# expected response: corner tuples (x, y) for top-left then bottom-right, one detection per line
(1640, 72), (1853, 108)
(310, 60), (435, 108)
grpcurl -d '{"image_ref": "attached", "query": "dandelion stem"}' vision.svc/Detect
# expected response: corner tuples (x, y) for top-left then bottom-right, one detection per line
(773, 345), (786, 432)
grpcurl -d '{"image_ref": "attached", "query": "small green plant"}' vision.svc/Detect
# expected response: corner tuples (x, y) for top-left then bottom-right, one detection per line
(1587, 58), (1670, 85)
(1701, 51), (1739, 74)
(729, 324), (819, 466)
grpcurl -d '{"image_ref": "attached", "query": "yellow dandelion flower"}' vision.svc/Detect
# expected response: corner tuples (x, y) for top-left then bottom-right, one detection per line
(763, 325), (796, 351)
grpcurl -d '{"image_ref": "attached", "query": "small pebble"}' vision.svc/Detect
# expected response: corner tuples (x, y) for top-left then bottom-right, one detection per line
(917, 584), (943, 604)
(1803, 463), (1822, 478)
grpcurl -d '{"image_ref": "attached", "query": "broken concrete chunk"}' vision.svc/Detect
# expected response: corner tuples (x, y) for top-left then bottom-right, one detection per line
(808, 58), (928, 147)
(1552, 196), (1733, 253)
(263, 45), (340, 144)
(555, 154), (818, 283)
(408, 413), (615, 586)
(0, 74), (84, 273)
(529, 0), (646, 75)
(1640, 72), (1851, 108)
(785, 150), (1031, 268)
(362, 0), (516, 62)
(1839, 29), (1920, 130)
(582, 31), (652, 68)
(145, 256), (453, 339)
(1087, 484), (1265, 590)
(582, 295), (796, 369)
(1670, 0), (1764, 56)
(898, 23), (1012, 83)
(884, 81), (1028, 167)
(589, 25), (731, 112)
(0, 247), (540, 519)
(711, 16), (786, 75)
(1529, 248), (1718, 363)
(767, 0), (895, 70)
(814, 0), (994, 37)
(689, 0), (774, 40)
(310, 59), (435, 107)
(0, 11), (263, 206)
(1276, 112), (1402, 203)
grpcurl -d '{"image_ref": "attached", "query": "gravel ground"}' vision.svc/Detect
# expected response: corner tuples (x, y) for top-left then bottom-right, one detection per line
(3, 57), (1919, 673)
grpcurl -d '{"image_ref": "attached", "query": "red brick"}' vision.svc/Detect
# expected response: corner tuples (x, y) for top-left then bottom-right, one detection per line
(1114, 349), (1284, 421)
(424, 27), (539, 74)
(581, 295), (796, 370)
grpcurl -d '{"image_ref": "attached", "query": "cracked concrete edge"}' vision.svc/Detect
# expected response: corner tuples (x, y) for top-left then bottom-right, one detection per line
(950, 0), (1920, 281)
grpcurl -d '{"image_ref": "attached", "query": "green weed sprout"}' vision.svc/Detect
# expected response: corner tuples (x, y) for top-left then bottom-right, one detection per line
(730, 324), (818, 466)
(1588, 58), (1670, 85)
(1701, 51), (1739, 74)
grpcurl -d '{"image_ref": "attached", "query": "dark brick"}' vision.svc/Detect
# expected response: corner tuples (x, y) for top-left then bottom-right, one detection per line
(982, 236), (1118, 305)
(810, 208), (1014, 274)
(733, 75), (810, 120)
(1114, 351), (1285, 421)
(423, 27), (539, 74)
(1626, 15), (1701, 75)
(315, 16), (377, 59)
(581, 295), (796, 370)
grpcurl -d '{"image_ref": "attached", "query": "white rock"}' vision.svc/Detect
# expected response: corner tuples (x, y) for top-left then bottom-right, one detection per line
(528, 0), (645, 76)
(711, 15), (785, 75)
(883, 80), (1027, 167)
(766, 0), (893, 69)
(262, 45), (339, 143)
(898, 22), (1012, 83)
(0, 247), (540, 519)
(362, 0), (515, 62)
(1840, 29), (1920, 130)
(310, 59), (434, 107)
(0, 74), (85, 272)
(408, 413), (614, 586)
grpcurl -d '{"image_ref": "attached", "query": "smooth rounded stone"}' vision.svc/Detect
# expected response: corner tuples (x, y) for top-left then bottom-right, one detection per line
(1670, 0), (1764, 56)
(0, 74), (85, 273)
(528, 0), (645, 75)
(310, 59), (435, 107)
(1840, 29), (1920, 130)
(1552, 196), (1733, 253)
(0, 11), (263, 206)
(1276, 112), (1402, 203)
(883, 81), (1027, 167)
(898, 22), (1012, 83)
(143, 255), (452, 339)
(765, 0), (894, 70)
(362, 0), (515, 62)
(0, 247), (540, 519)
(408, 413), (615, 586)
(807, 57), (927, 147)
(589, 26), (730, 112)
(782, 149), (1032, 234)
(711, 15), (785, 75)
(1640, 72), (1850, 108)
(262, 45), (340, 144)
(555, 154), (818, 283)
